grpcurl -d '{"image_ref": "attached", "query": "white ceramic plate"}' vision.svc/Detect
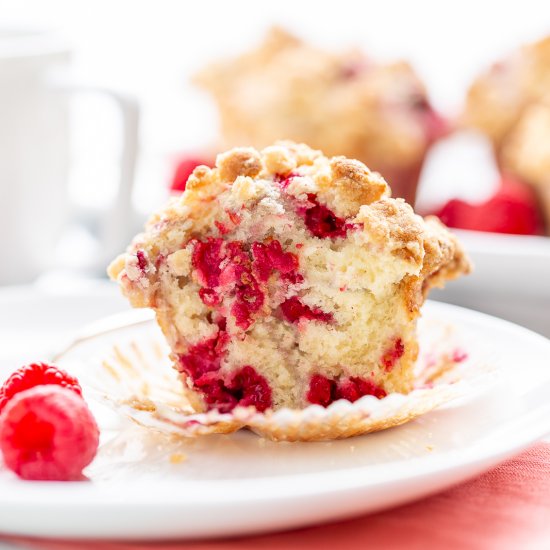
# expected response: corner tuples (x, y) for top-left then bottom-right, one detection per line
(1, 298), (550, 540)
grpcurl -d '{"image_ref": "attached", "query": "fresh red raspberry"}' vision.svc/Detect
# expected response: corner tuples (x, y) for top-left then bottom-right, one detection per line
(170, 156), (213, 192)
(0, 362), (82, 414)
(436, 178), (545, 236)
(0, 385), (99, 481)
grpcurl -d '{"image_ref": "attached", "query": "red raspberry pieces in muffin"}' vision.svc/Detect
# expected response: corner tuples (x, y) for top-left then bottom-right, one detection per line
(280, 296), (333, 324)
(192, 238), (224, 288)
(251, 240), (298, 282)
(299, 194), (347, 239)
(307, 374), (386, 407)
(177, 326), (272, 413)
(226, 366), (272, 412)
(0, 385), (99, 481)
(0, 362), (82, 413)
(191, 237), (301, 330)
(337, 377), (387, 402)
(179, 329), (228, 384)
(195, 365), (272, 413)
(381, 338), (405, 372)
(136, 250), (149, 272)
(307, 374), (337, 407)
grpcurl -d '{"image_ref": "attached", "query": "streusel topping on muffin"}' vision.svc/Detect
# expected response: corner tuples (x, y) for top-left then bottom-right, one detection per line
(109, 142), (469, 413)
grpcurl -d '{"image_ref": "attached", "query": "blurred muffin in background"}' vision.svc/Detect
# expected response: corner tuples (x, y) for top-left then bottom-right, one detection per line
(465, 35), (550, 233)
(194, 27), (446, 205)
(501, 101), (550, 231)
(465, 36), (550, 152)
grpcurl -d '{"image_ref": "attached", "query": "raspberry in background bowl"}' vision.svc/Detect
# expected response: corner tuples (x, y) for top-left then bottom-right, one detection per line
(434, 178), (545, 236)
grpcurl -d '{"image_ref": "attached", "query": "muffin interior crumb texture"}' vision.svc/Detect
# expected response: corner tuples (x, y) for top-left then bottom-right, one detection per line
(109, 142), (470, 413)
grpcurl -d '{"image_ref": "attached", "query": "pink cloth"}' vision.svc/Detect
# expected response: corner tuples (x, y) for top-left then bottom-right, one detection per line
(5, 442), (550, 550)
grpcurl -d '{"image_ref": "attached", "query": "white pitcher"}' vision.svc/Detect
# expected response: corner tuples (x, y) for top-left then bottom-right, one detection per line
(0, 28), (139, 285)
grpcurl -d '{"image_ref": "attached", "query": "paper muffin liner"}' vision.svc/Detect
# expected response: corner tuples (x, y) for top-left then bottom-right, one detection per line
(56, 313), (494, 442)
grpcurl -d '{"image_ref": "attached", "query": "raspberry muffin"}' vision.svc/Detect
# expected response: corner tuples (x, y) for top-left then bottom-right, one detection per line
(465, 35), (550, 152)
(108, 142), (469, 414)
(465, 35), (550, 231)
(500, 101), (550, 232)
(194, 27), (446, 205)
